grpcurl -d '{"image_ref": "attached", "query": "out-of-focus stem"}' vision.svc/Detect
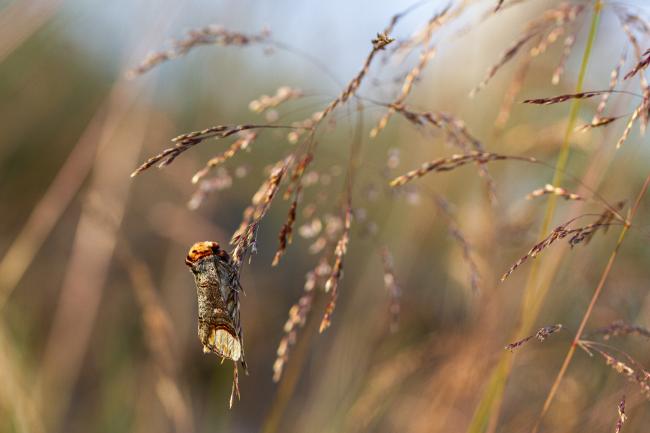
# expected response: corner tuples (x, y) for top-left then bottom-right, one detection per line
(0, 108), (105, 309)
(261, 302), (321, 433)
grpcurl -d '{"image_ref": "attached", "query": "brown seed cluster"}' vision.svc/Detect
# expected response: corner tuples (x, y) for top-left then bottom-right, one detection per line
(525, 184), (583, 201)
(490, 3), (588, 124)
(470, 3), (585, 97)
(600, 349), (636, 376)
(496, 57), (531, 127)
(273, 259), (330, 382)
(505, 324), (562, 351)
(389, 105), (498, 200)
(370, 6), (451, 137)
(490, 2), (592, 125)
(529, 27), (565, 58)
(552, 33), (576, 85)
(608, 12), (650, 148)
(616, 104), (643, 149)
(624, 48), (650, 80)
(523, 90), (609, 105)
(433, 195), (481, 293)
(318, 32), (394, 124)
(470, 32), (538, 98)
(319, 204), (352, 333)
(127, 26), (270, 77)
(231, 158), (291, 267)
(272, 154), (314, 266)
(583, 201), (626, 244)
(302, 7), (406, 133)
(615, 395), (627, 433)
(370, 45), (436, 138)
(588, 320), (650, 340)
(188, 168), (234, 210)
(249, 86), (303, 113)
(580, 340), (650, 398)
(131, 124), (293, 177)
(272, 197), (298, 267)
(501, 217), (618, 281)
(577, 116), (621, 132)
(593, 52), (626, 123)
(390, 152), (522, 188)
(192, 131), (257, 184)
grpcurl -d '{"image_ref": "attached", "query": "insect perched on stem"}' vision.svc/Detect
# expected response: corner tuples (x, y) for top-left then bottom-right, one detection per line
(185, 241), (247, 407)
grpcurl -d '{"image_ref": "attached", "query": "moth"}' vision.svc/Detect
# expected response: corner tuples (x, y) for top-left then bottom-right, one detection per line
(185, 241), (247, 407)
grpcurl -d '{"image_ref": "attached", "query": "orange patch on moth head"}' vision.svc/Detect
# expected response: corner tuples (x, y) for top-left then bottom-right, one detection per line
(186, 241), (221, 266)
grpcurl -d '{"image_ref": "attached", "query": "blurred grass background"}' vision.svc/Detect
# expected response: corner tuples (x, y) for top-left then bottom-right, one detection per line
(2, 0), (650, 432)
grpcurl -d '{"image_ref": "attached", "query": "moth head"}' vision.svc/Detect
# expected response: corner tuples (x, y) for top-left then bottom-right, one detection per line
(185, 241), (221, 267)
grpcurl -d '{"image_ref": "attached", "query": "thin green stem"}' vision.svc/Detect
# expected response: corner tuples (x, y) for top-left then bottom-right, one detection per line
(466, 2), (603, 432)
(521, 0), (603, 332)
(531, 173), (650, 433)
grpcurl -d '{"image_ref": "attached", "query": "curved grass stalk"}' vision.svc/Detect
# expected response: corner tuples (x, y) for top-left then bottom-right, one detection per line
(466, 2), (603, 432)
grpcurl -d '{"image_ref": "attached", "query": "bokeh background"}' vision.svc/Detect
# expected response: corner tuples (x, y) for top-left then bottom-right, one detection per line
(2, 0), (650, 432)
